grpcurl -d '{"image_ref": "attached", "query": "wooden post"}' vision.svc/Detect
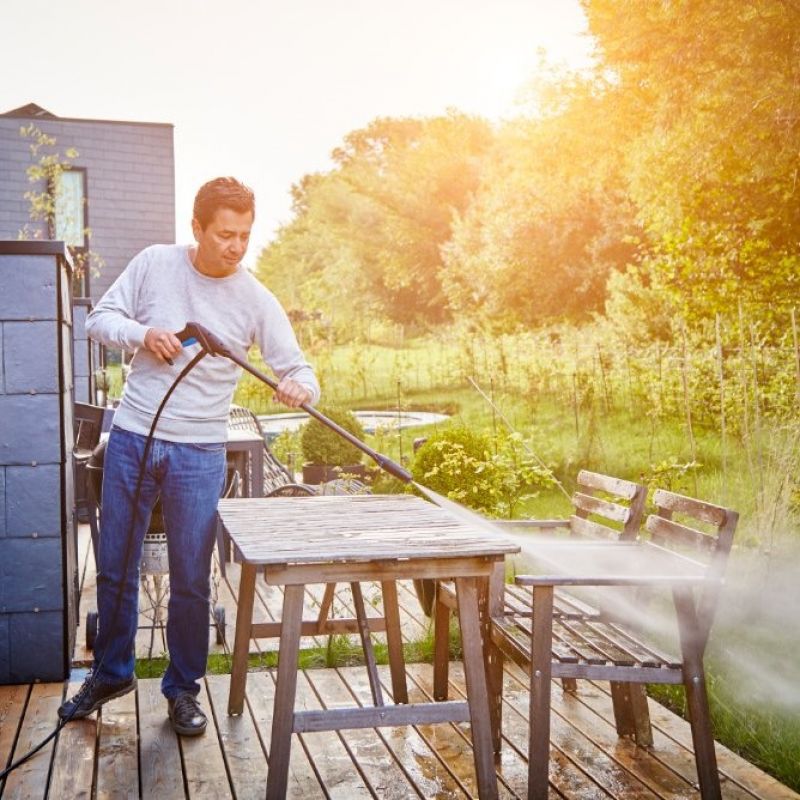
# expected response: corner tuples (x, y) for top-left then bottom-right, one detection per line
(672, 587), (721, 800)
(433, 583), (451, 701)
(381, 580), (408, 704)
(486, 561), (505, 756)
(715, 314), (728, 493)
(528, 585), (554, 800)
(792, 308), (800, 406)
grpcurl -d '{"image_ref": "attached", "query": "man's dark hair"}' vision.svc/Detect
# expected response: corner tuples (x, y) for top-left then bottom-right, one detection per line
(193, 177), (255, 229)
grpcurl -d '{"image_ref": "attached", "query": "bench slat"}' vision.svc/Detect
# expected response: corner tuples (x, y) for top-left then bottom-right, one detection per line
(572, 492), (630, 524)
(652, 489), (728, 526)
(645, 515), (717, 553)
(569, 515), (620, 540)
(577, 470), (640, 500)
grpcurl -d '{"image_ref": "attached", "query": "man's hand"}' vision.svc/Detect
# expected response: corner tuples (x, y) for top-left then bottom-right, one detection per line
(144, 328), (182, 363)
(274, 378), (313, 408)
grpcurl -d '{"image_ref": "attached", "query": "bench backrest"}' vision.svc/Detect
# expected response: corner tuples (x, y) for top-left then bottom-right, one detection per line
(645, 489), (738, 648)
(569, 470), (648, 541)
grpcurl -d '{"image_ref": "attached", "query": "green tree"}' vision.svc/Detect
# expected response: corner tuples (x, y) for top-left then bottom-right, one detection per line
(441, 74), (643, 327)
(256, 113), (493, 329)
(582, 0), (800, 329)
(18, 123), (103, 287)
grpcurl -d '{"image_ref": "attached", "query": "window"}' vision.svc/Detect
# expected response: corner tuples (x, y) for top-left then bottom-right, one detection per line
(54, 167), (88, 251)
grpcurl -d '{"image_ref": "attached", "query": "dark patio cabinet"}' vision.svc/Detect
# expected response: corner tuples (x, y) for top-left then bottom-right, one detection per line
(0, 241), (78, 683)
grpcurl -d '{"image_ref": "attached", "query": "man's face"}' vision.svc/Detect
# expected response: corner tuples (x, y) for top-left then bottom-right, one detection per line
(192, 207), (254, 276)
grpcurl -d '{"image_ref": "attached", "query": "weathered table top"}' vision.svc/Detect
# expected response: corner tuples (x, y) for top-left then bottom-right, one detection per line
(216, 494), (520, 565)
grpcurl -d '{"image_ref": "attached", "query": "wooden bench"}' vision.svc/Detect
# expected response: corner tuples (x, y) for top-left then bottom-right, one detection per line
(432, 470), (648, 750)
(503, 489), (738, 800)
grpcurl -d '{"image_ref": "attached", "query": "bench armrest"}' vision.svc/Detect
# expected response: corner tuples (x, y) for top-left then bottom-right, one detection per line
(494, 519), (570, 529)
(515, 574), (718, 588)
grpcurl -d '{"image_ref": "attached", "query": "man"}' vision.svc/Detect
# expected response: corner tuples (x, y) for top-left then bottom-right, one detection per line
(58, 177), (319, 735)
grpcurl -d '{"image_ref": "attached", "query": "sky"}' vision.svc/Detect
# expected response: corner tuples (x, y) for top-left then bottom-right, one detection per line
(1, 0), (593, 266)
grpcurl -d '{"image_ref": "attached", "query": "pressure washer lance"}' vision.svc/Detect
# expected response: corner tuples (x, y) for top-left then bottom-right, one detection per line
(175, 322), (414, 484)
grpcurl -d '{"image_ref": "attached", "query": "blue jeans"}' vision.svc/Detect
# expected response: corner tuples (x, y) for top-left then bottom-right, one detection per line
(93, 426), (225, 698)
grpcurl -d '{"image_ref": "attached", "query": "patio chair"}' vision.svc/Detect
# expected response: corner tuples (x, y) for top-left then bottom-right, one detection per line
(503, 490), (738, 799)
(227, 404), (368, 497)
(73, 402), (106, 524)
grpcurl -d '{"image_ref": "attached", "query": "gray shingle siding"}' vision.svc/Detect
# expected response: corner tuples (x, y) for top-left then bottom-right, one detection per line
(0, 110), (175, 303)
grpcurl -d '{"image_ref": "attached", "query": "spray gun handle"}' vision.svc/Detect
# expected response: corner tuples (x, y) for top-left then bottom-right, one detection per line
(175, 322), (233, 358)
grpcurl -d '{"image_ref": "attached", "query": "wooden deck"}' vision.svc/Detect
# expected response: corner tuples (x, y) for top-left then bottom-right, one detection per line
(0, 526), (797, 799)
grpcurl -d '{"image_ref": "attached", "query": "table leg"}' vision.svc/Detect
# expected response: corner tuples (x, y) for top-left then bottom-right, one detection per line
(381, 580), (408, 704)
(228, 562), (257, 715)
(267, 584), (306, 800)
(528, 585), (554, 800)
(433, 582), (451, 701)
(455, 576), (498, 800)
(351, 582), (384, 707)
(486, 561), (505, 755)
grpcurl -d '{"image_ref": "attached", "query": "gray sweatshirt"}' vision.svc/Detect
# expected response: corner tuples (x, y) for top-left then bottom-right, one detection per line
(85, 244), (320, 443)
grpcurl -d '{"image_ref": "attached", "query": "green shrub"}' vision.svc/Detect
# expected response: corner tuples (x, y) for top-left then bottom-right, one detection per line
(412, 426), (555, 517)
(412, 426), (492, 503)
(300, 407), (366, 466)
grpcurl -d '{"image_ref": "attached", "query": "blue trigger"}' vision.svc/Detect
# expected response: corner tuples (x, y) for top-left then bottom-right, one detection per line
(182, 337), (198, 347)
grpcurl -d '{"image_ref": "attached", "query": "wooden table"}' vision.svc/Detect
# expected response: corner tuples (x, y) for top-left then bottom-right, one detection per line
(217, 494), (519, 800)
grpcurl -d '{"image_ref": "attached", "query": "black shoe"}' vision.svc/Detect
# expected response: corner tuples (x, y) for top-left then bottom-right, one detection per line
(58, 671), (137, 720)
(168, 692), (207, 736)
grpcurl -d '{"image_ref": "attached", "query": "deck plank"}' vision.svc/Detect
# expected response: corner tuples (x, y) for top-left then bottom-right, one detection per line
(48, 680), (98, 800)
(137, 679), (184, 800)
(178, 680), (232, 799)
(95, 688), (138, 800)
(292, 670), (374, 798)
(338, 664), (472, 798)
(305, 667), (426, 799)
(244, 671), (327, 799)
(596, 683), (800, 800)
(205, 673), (267, 799)
(447, 660), (656, 800)
(0, 684), (30, 791)
(405, 662), (531, 799)
(1, 682), (62, 800)
(566, 673), (764, 800)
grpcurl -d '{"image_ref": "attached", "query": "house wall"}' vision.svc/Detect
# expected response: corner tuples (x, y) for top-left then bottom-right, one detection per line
(0, 241), (76, 683)
(0, 111), (175, 303)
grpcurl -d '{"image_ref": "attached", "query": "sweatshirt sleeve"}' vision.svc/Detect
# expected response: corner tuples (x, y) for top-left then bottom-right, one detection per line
(255, 293), (321, 406)
(85, 248), (151, 352)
